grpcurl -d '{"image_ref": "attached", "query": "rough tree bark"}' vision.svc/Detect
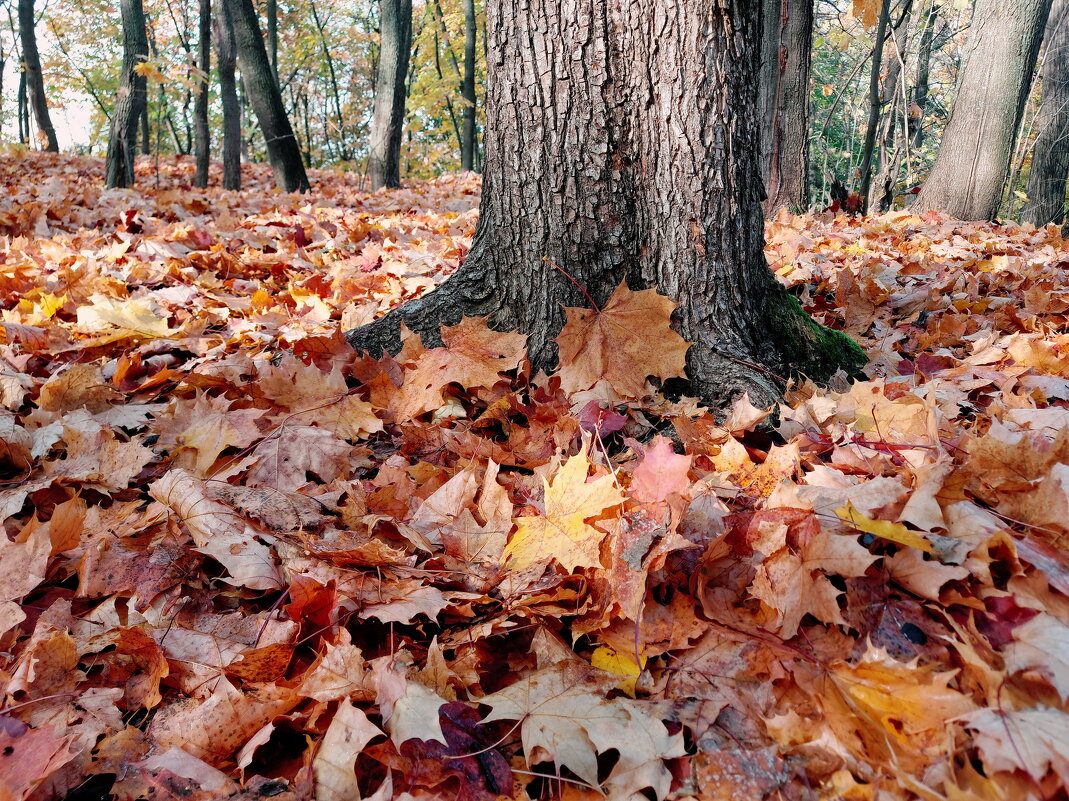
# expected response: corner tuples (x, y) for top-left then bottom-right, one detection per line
(214, 0), (241, 190)
(223, 0), (309, 192)
(913, 0), (1053, 219)
(347, 0), (864, 408)
(758, 0), (813, 213)
(368, 0), (413, 190)
(18, 0), (59, 152)
(105, 0), (149, 188)
(1023, 0), (1069, 226)
(460, 0), (477, 172)
(193, 0), (211, 188)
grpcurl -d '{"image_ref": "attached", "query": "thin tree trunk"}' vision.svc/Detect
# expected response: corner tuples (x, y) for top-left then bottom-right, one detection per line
(18, 0), (58, 152)
(194, 0), (211, 188)
(267, 0), (278, 85)
(214, 0), (241, 190)
(758, 0), (813, 213)
(348, 0), (863, 408)
(910, 0), (939, 149)
(17, 70), (28, 145)
(309, 0), (349, 160)
(368, 0), (412, 189)
(140, 103), (151, 155)
(460, 0), (476, 171)
(914, 0), (1053, 219)
(858, 0), (893, 206)
(869, 2), (914, 212)
(105, 0), (149, 188)
(223, 0), (309, 192)
(1023, 0), (1069, 226)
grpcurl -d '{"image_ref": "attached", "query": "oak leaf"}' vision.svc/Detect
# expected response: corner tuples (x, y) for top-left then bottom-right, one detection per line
(555, 281), (690, 398)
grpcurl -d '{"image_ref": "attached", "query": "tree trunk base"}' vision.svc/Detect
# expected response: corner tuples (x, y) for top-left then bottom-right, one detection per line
(346, 276), (865, 411)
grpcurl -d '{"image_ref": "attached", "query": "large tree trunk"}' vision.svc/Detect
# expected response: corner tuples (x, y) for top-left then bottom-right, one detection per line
(913, 0), (1053, 219)
(460, 0), (477, 172)
(18, 0), (59, 152)
(348, 0), (863, 408)
(757, 0), (813, 213)
(194, 0), (211, 188)
(368, 0), (413, 190)
(105, 0), (149, 188)
(215, 0), (241, 190)
(223, 0), (309, 192)
(1023, 0), (1069, 226)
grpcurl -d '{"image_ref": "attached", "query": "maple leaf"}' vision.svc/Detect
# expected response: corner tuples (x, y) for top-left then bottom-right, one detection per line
(388, 316), (526, 419)
(152, 393), (266, 475)
(967, 707), (1069, 780)
(150, 469), (284, 590)
(1001, 614), (1069, 700)
(555, 281), (690, 398)
(629, 435), (692, 504)
(479, 659), (685, 799)
(313, 699), (385, 801)
(75, 295), (178, 338)
(256, 355), (382, 440)
(504, 446), (624, 572)
(245, 425), (353, 491)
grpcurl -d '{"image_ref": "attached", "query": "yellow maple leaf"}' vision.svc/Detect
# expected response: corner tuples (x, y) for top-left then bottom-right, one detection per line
(76, 296), (177, 338)
(504, 447), (624, 572)
(554, 281), (690, 399)
(834, 503), (935, 553)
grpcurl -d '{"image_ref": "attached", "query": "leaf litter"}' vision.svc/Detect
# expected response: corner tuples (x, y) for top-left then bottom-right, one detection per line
(0, 151), (1068, 800)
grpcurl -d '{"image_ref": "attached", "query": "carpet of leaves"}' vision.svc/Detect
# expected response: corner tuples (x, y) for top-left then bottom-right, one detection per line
(1, 150), (1068, 801)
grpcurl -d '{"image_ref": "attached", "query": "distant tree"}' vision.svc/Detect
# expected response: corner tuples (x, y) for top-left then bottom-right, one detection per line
(349, 0), (864, 407)
(18, 0), (59, 152)
(914, 0), (1053, 219)
(194, 0), (211, 188)
(368, 0), (413, 189)
(758, 0), (813, 212)
(1023, 0), (1069, 226)
(857, 0), (892, 208)
(105, 0), (149, 187)
(460, 0), (476, 171)
(214, 0), (241, 189)
(223, 0), (309, 192)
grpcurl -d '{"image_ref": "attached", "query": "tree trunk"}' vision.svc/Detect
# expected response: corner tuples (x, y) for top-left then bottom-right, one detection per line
(223, 0), (309, 192)
(18, 0), (59, 152)
(348, 0), (864, 408)
(368, 0), (412, 190)
(913, 0), (1053, 219)
(267, 0), (278, 85)
(215, 0), (241, 190)
(910, 0), (939, 150)
(194, 0), (211, 188)
(858, 0), (893, 207)
(460, 0), (477, 172)
(758, 0), (813, 213)
(1023, 0), (1069, 226)
(17, 69), (28, 145)
(868, 2), (914, 213)
(105, 0), (149, 188)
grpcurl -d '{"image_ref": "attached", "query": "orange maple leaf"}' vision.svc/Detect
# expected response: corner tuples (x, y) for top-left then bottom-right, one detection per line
(554, 281), (690, 398)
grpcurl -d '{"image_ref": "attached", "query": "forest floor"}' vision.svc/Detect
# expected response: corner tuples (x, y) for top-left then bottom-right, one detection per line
(1, 150), (1067, 801)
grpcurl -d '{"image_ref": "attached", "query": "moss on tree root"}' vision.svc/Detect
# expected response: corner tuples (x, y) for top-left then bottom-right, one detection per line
(768, 292), (867, 382)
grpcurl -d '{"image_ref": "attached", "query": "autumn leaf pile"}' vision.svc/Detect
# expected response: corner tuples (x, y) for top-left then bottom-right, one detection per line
(1, 149), (1068, 801)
